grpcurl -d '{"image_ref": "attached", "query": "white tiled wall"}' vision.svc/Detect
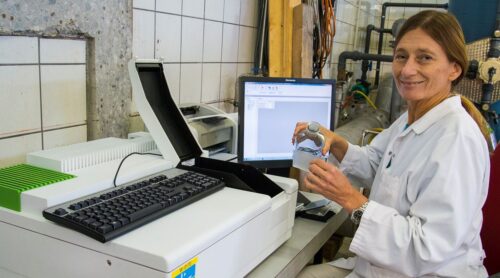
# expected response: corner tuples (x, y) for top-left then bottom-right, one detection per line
(0, 36), (87, 167)
(41, 65), (86, 129)
(330, 0), (448, 85)
(132, 0), (257, 109)
(0, 66), (40, 137)
(132, 0), (448, 110)
(155, 13), (182, 62)
(0, 1), (451, 168)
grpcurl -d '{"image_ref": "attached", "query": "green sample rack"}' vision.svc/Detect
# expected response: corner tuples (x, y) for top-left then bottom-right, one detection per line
(0, 164), (75, 212)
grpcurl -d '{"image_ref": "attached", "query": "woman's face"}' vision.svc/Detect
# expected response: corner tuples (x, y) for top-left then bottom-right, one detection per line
(392, 28), (461, 102)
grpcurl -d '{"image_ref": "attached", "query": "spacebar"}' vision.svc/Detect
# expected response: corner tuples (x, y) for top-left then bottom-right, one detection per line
(128, 203), (162, 222)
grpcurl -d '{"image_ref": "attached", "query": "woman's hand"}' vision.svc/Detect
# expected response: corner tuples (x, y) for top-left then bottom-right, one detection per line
(292, 122), (349, 161)
(304, 159), (367, 213)
(292, 122), (335, 155)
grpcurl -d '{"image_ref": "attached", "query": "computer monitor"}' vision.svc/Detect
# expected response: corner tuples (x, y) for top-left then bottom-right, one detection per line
(237, 76), (336, 169)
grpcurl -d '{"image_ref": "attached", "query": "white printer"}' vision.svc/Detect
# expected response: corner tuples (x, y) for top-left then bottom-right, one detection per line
(0, 59), (298, 278)
(180, 103), (238, 155)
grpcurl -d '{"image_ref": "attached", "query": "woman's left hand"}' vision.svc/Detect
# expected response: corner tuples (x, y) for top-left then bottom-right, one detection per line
(304, 159), (368, 213)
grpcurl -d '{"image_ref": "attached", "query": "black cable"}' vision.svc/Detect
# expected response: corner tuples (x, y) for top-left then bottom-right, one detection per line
(113, 152), (163, 187)
(313, 24), (320, 78)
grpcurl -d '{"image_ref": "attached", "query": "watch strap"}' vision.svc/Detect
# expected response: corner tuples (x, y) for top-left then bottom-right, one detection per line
(350, 201), (369, 225)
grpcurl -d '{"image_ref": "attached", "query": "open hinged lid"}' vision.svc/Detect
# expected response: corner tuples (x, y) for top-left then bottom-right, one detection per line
(128, 59), (203, 166)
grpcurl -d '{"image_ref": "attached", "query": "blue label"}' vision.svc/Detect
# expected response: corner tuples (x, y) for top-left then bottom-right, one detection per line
(174, 264), (196, 278)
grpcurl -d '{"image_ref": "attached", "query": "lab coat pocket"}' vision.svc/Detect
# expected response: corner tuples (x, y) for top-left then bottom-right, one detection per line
(376, 170), (402, 209)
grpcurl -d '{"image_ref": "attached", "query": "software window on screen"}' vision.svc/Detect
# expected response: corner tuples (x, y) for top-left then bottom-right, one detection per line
(242, 82), (333, 162)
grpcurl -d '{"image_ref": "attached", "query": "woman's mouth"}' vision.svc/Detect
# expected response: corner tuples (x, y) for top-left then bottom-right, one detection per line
(400, 80), (424, 86)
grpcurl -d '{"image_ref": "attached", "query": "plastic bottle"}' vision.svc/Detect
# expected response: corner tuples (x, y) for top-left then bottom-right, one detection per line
(292, 121), (328, 171)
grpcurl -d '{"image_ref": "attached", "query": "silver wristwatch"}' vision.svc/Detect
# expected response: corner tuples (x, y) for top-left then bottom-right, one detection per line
(350, 201), (369, 225)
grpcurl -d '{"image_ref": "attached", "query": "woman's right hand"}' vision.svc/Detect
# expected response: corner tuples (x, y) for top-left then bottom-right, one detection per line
(292, 122), (337, 156)
(292, 122), (349, 162)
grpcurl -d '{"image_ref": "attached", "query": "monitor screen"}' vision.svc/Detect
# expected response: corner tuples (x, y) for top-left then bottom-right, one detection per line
(238, 76), (336, 169)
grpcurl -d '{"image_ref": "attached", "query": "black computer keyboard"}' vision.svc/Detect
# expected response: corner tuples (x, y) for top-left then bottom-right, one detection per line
(43, 170), (225, 242)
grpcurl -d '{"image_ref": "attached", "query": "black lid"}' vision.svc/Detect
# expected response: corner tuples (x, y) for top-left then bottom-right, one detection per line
(132, 62), (202, 162)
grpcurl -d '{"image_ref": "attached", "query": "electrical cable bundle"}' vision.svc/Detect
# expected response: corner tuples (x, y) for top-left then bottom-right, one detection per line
(311, 0), (336, 79)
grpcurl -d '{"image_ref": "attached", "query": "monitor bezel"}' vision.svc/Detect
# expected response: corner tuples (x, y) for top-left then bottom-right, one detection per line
(237, 76), (336, 169)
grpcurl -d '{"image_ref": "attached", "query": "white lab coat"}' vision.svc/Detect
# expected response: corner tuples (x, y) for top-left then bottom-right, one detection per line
(337, 96), (490, 277)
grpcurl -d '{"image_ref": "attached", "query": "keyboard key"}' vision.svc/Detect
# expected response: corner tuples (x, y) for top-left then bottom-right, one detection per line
(119, 217), (130, 226)
(69, 203), (81, 210)
(54, 208), (68, 216)
(128, 203), (162, 222)
(75, 215), (88, 222)
(82, 218), (96, 226)
(89, 221), (103, 230)
(110, 221), (122, 229)
(97, 224), (113, 234)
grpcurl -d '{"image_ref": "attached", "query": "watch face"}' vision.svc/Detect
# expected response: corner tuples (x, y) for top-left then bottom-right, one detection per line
(352, 209), (363, 224)
(351, 202), (368, 224)
(354, 210), (363, 220)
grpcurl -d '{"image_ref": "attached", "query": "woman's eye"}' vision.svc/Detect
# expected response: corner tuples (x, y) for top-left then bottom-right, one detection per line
(394, 54), (406, 61)
(418, 55), (433, 62)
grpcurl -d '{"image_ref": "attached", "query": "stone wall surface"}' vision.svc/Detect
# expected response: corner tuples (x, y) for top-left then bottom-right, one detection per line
(0, 0), (133, 139)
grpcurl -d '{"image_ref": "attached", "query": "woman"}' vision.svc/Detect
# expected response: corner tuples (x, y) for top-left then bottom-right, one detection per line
(295, 10), (491, 277)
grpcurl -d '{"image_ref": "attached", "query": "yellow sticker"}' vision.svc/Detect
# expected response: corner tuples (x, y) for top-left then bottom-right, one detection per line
(172, 257), (198, 278)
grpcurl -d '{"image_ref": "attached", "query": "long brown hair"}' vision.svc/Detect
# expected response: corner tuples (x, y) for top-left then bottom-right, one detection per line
(395, 10), (493, 151)
(459, 95), (494, 152)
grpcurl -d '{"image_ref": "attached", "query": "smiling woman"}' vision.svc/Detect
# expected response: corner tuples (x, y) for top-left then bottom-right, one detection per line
(393, 29), (462, 119)
(392, 10), (492, 150)
(392, 10), (466, 125)
(296, 10), (492, 278)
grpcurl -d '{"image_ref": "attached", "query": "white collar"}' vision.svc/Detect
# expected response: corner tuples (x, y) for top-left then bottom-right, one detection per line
(405, 95), (462, 135)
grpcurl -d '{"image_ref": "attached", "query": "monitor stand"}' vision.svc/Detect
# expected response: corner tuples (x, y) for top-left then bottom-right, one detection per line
(264, 167), (290, 178)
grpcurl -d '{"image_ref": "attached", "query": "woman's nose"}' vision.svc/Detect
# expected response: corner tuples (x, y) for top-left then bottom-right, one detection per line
(400, 58), (418, 76)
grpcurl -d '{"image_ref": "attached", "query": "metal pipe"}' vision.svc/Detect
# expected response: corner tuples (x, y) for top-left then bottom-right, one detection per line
(375, 2), (448, 87)
(253, 0), (268, 75)
(481, 1), (500, 112)
(259, 0), (268, 73)
(497, 0), (500, 31)
(361, 25), (392, 81)
(337, 51), (393, 82)
(487, 38), (500, 59)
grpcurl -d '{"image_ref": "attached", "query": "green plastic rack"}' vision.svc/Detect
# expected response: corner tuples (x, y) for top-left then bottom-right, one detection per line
(0, 164), (75, 212)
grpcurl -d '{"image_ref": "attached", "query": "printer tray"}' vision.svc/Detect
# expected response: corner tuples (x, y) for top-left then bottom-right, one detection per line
(178, 157), (283, 198)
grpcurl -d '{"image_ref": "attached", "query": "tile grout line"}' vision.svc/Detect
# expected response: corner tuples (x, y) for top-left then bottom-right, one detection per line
(0, 123), (87, 141)
(38, 37), (45, 150)
(200, 0), (206, 103)
(218, 0), (226, 103)
(133, 7), (258, 29)
(161, 61), (252, 64)
(178, 0), (184, 104)
(153, 0), (157, 59)
(0, 63), (86, 66)
(235, 0), (242, 100)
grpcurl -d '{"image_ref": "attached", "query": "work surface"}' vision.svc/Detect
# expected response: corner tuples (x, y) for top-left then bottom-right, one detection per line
(247, 198), (348, 278)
